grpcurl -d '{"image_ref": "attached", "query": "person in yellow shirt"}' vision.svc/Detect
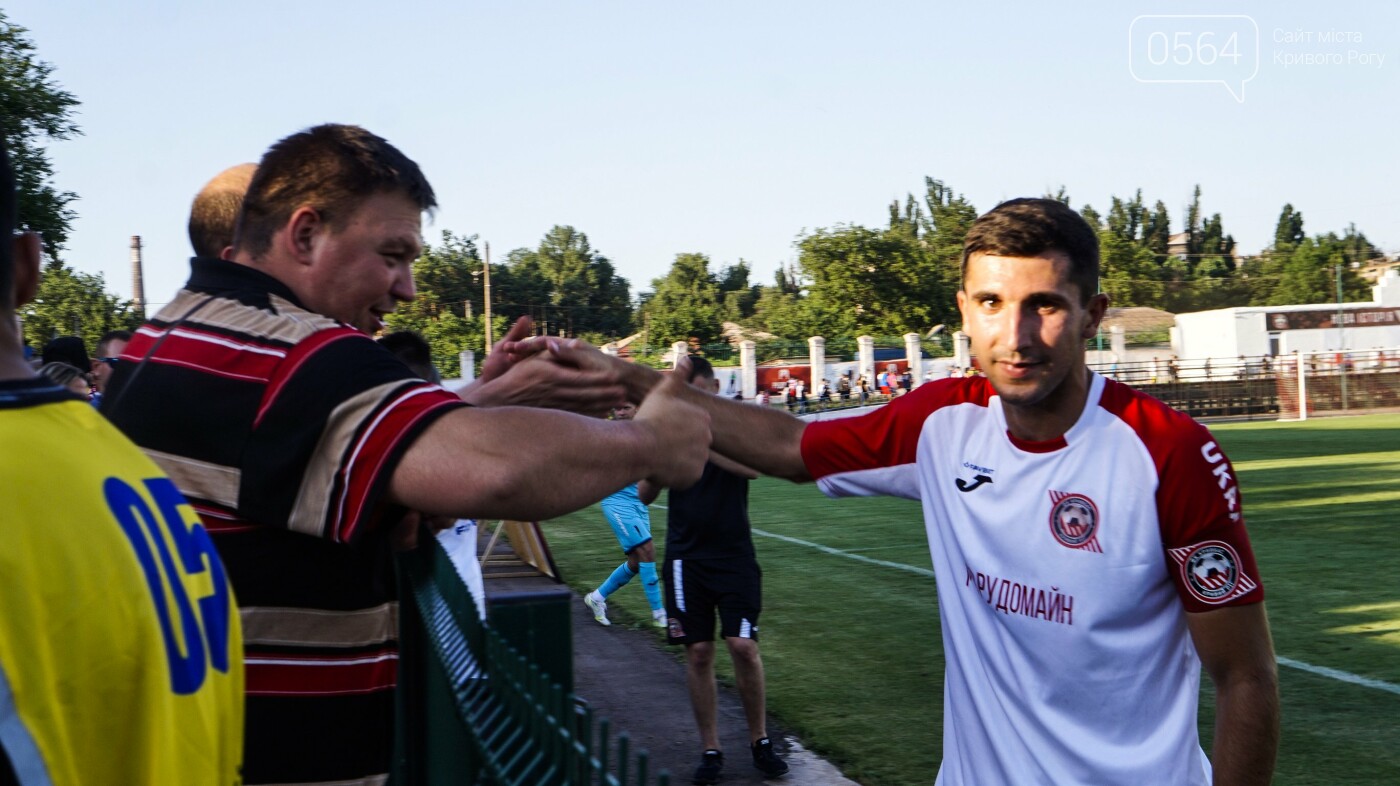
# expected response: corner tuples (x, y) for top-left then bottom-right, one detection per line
(0, 133), (244, 785)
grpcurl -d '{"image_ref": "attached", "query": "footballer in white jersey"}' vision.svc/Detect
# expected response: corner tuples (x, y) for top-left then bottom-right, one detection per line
(619, 198), (1280, 785)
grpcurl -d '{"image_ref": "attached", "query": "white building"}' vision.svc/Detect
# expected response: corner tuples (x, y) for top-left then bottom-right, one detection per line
(1172, 272), (1400, 360)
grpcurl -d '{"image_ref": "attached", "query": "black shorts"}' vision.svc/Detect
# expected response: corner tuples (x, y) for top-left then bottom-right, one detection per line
(662, 556), (761, 645)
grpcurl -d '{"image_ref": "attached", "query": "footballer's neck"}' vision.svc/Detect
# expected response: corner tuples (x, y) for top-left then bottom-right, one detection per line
(1002, 367), (1093, 444)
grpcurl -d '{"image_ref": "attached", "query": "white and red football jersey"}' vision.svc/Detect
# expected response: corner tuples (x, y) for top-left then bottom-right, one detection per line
(801, 372), (1263, 786)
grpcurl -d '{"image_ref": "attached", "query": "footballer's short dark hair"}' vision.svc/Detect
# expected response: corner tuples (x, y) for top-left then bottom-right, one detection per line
(962, 198), (1100, 304)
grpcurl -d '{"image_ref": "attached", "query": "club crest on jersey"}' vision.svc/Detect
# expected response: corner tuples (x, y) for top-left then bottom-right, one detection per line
(1047, 490), (1103, 553)
(1168, 541), (1258, 604)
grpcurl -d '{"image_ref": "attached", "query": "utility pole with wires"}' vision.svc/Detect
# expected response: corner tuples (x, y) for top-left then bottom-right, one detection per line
(483, 241), (494, 354)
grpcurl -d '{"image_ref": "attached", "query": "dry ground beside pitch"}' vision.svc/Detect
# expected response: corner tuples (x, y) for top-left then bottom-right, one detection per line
(541, 413), (1400, 785)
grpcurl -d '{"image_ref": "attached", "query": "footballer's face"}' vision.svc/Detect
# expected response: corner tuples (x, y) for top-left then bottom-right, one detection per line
(957, 251), (1106, 437)
(611, 403), (637, 421)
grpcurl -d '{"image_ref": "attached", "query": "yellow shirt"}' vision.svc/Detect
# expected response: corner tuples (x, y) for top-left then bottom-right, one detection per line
(0, 386), (243, 785)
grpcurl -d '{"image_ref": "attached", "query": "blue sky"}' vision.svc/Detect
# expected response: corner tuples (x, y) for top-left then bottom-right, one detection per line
(8, 0), (1397, 311)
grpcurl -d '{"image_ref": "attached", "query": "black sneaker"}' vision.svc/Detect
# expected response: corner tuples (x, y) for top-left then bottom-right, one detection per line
(751, 737), (789, 778)
(692, 749), (723, 785)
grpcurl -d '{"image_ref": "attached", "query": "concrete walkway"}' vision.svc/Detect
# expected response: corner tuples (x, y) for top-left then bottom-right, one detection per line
(569, 595), (859, 786)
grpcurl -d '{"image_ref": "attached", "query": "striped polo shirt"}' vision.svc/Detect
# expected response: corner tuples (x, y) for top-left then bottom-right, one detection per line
(103, 257), (467, 786)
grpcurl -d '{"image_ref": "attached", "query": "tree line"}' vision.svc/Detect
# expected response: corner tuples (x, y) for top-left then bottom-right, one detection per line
(386, 175), (1386, 371)
(5, 11), (1388, 373)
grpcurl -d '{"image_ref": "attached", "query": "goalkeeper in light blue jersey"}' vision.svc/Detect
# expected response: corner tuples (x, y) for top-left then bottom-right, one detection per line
(584, 403), (667, 628)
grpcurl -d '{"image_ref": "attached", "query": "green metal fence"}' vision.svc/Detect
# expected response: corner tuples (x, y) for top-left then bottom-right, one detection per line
(394, 533), (669, 785)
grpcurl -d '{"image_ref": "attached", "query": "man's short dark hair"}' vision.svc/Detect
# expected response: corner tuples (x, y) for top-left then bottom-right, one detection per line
(0, 132), (16, 309)
(961, 198), (1100, 304)
(97, 329), (133, 354)
(687, 355), (716, 383)
(233, 124), (437, 258)
(377, 330), (440, 383)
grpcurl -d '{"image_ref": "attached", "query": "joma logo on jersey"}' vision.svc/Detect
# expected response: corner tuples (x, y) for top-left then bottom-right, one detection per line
(1047, 491), (1103, 553)
(956, 461), (995, 492)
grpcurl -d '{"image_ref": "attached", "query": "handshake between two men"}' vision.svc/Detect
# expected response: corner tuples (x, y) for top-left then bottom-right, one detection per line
(385, 316), (805, 534)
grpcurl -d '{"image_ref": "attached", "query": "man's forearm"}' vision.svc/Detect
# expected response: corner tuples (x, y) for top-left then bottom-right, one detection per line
(391, 401), (707, 522)
(614, 360), (809, 480)
(1210, 669), (1280, 786)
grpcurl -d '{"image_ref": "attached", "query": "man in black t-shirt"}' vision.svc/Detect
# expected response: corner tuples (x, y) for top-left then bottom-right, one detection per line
(640, 357), (789, 784)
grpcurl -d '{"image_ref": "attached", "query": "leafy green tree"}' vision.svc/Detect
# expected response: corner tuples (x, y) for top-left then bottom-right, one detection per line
(1080, 204), (1102, 231)
(1267, 233), (1373, 306)
(20, 265), (140, 352)
(507, 226), (632, 337)
(1097, 230), (1162, 307)
(796, 224), (949, 337)
(1183, 184), (1203, 258)
(1142, 201), (1172, 257)
(1273, 204), (1305, 250)
(716, 260), (760, 323)
(383, 231), (497, 374)
(397, 231), (481, 321)
(641, 253), (725, 347)
(887, 194), (926, 238)
(1, 11), (80, 260)
(1104, 192), (1146, 244)
(922, 177), (978, 289)
(747, 265), (812, 338)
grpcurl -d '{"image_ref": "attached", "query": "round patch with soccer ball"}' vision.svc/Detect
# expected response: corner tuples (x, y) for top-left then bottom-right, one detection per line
(1049, 494), (1099, 549)
(1183, 542), (1241, 603)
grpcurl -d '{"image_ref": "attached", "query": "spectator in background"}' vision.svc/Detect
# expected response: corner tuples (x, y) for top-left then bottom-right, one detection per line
(378, 329), (441, 383)
(41, 335), (90, 377)
(89, 328), (131, 405)
(189, 163), (258, 259)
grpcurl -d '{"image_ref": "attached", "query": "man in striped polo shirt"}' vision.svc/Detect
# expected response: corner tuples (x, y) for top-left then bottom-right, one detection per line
(103, 123), (709, 786)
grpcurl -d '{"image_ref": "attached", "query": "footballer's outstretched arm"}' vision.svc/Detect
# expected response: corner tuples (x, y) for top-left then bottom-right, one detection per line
(541, 343), (811, 482)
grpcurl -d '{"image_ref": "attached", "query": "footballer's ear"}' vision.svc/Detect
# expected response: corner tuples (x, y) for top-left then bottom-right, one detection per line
(10, 232), (41, 308)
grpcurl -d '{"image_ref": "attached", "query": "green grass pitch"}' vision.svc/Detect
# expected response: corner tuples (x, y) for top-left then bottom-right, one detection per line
(540, 413), (1400, 785)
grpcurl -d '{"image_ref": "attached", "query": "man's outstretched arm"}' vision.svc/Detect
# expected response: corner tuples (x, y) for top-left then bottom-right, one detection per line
(544, 346), (811, 482)
(1186, 603), (1280, 786)
(390, 369), (711, 521)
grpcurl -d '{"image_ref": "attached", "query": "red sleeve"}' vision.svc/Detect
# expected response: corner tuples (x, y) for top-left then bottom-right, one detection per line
(1101, 380), (1264, 611)
(243, 328), (468, 543)
(801, 378), (990, 495)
